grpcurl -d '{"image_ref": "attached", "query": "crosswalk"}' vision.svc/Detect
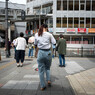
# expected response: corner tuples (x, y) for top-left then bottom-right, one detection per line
(65, 61), (85, 74)
(1, 60), (85, 91)
(2, 74), (40, 90)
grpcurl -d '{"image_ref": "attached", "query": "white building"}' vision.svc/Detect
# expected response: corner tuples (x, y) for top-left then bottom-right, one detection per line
(26, 0), (95, 47)
(0, 1), (26, 41)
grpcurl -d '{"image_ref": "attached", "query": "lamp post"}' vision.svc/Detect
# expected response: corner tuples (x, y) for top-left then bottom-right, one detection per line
(5, 0), (9, 57)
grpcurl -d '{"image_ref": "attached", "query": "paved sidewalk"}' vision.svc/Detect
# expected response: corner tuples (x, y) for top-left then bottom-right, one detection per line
(0, 56), (95, 95)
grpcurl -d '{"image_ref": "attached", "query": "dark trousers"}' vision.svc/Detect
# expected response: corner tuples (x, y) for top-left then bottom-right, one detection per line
(16, 50), (25, 63)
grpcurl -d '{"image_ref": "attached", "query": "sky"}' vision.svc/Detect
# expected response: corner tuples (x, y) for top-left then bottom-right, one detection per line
(0, 0), (26, 4)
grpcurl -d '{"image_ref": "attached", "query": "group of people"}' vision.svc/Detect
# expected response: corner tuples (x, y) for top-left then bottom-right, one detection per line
(9, 24), (66, 91)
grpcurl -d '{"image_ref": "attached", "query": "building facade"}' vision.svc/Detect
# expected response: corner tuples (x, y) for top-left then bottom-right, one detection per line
(26, 0), (95, 50)
(0, 1), (26, 41)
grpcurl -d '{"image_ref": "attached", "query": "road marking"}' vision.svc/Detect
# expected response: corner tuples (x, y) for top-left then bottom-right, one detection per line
(0, 60), (16, 70)
(2, 80), (39, 90)
(23, 75), (39, 78)
(65, 61), (85, 74)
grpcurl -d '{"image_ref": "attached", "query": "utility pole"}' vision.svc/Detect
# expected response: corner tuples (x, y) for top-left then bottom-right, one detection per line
(5, 0), (9, 58)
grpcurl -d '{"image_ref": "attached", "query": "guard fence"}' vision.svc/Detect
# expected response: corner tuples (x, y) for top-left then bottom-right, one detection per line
(55, 47), (95, 57)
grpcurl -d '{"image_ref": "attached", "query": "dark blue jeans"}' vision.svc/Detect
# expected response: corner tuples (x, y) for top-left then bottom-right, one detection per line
(16, 50), (25, 63)
(59, 54), (65, 66)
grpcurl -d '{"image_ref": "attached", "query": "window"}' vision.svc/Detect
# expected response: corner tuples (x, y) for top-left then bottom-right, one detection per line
(56, 18), (61, 27)
(63, 0), (67, 10)
(92, 0), (95, 11)
(80, 0), (85, 10)
(92, 18), (95, 28)
(69, 0), (73, 10)
(80, 0), (85, 3)
(62, 18), (67, 28)
(74, 0), (79, 10)
(57, 0), (61, 10)
(80, 4), (85, 10)
(86, 0), (90, 11)
(86, 18), (90, 28)
(80, 18), (84, 28)
(49, 18), (53, 28)
(68, 18), (73, 28)
(27, 8), (30, 14)
(27, 0), (30, 3)
(74, 18), (79, 28)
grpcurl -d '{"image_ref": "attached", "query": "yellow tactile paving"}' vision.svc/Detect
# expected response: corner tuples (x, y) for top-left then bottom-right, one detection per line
(0, 61), (16, 70)
(66, 68), (95, 95)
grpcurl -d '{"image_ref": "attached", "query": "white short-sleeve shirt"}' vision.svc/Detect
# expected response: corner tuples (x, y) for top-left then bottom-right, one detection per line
(14, 37), (26, 50)
(34, 32), (56, 49)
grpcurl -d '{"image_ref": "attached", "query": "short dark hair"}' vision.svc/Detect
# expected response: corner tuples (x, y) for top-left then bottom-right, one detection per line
(20, 32), (24, 37)
(59, 34), (63, 38)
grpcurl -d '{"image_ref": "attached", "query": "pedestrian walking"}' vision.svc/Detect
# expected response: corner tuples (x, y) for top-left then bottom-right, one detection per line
(28, 36), (34, 58)
(56, 34), (66, 67)
(14, 32), (27, 67)
(8, 38), (11, 57)
(34, 24), (56, 90)
(5, 38), (11, 57)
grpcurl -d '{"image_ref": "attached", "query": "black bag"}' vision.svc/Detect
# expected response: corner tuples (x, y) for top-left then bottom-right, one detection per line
(56, 47), (58, 51)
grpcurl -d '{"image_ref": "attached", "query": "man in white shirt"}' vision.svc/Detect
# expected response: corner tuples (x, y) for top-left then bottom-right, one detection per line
(14, 32), (27, 67)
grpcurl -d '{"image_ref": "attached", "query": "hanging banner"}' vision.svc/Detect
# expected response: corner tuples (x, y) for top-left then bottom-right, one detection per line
(78, 28), (86, 33)
(67, 28), (75, 32)
(88, 28), (95, 33)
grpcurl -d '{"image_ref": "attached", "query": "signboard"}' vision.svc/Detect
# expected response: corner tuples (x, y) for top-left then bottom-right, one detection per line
(48, 28), (53, 32)
(67, 29), (75, 32)
(88, 28), (95, 33)
(78, 28), (86, 33)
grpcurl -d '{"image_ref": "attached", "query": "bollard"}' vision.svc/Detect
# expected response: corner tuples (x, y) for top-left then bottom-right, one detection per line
(81, 47), (83, 57)
(0, 51), (1, 61)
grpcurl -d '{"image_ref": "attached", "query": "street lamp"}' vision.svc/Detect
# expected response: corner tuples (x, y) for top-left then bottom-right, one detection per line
(5, 0), (9, 57)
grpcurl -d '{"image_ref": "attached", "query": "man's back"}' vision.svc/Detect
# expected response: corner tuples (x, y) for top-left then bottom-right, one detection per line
(58, 38), (66, 55)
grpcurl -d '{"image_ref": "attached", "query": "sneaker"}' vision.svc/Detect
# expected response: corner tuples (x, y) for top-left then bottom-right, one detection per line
(17, 64), (20, 67)
(62, 65), (65, 67)
(20, 64), (23, 67)
(59, 65), (62, 67)
(40, 87), (46, 91)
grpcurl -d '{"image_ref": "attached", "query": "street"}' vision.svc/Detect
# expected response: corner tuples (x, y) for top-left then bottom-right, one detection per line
(0, 49), (95, 95)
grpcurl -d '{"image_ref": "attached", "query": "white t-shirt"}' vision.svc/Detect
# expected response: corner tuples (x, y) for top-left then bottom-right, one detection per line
(34, 32), (56, 49)
(14, 37), (26, 50)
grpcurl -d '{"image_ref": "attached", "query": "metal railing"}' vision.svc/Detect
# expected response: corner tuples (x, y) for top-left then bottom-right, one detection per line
(55, 47), (95, 57)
